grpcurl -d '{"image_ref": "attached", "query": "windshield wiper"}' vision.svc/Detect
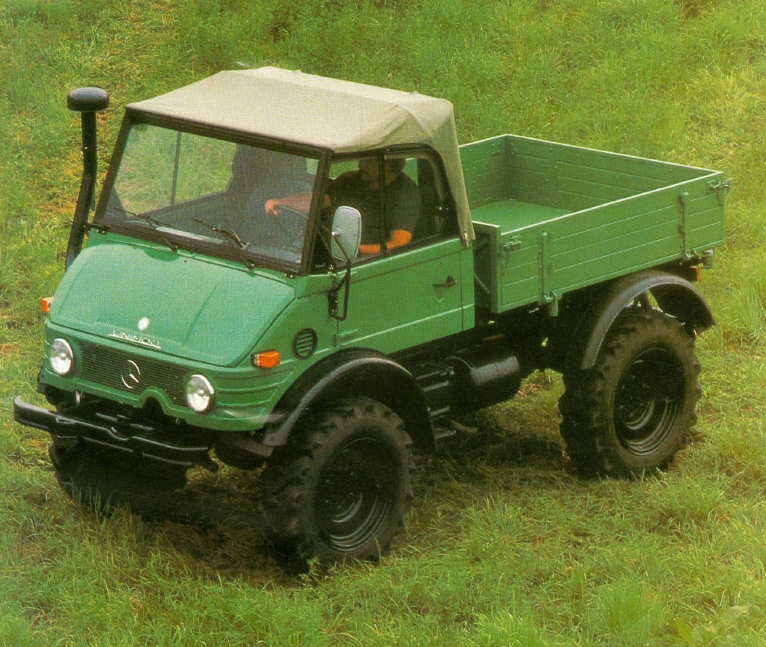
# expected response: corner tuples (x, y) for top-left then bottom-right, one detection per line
(193, 218), (248, 249)
(193, 218), (256, 269)
(114, 207), (169, 228)
(114, 208), (178, 252)
(135, 213), (170, 230)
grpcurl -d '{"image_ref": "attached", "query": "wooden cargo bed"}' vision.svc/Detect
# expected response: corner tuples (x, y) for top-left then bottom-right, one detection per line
(463, 135), (727, 314)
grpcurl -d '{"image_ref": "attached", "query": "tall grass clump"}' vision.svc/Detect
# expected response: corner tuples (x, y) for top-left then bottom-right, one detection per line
(2, 0), (766, 645)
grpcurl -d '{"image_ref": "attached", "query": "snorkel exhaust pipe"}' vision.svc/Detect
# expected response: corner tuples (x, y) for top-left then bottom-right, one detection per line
(65, 87), (110, 270)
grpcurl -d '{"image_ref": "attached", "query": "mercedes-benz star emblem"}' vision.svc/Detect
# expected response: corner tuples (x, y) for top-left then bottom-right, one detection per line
(121, 359), (141, 390)
(138, 317), (150, 331)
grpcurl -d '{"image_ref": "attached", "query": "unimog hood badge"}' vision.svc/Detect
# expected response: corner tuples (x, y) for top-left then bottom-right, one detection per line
(108, 330), (162, 350)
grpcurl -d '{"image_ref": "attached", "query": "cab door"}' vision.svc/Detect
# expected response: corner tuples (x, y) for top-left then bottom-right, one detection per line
(332, 151), (470, 353)
(335, 237), (466, 353)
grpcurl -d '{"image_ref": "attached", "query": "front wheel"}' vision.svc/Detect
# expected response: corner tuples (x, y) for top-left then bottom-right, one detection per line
(259, 397), (414, 566)
(559, 310), (701, 478)
(49, 437), (188, 513)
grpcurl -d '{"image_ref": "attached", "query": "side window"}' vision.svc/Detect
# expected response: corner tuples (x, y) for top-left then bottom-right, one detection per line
(324, 151), (447, 261)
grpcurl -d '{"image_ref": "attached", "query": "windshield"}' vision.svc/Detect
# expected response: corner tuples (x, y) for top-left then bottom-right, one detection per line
(98, 123), (319, 268)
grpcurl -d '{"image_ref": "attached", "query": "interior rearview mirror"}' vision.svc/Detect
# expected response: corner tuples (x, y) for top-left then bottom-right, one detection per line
(330, 206), (362, 263)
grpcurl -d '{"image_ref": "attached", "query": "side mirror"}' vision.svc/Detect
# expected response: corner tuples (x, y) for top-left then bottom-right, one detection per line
(327, 206), (361, 321)
(330, 206), (361, 264)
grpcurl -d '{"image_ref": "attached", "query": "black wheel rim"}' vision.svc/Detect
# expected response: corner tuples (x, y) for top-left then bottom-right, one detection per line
(316, 437), (396, 552)
(613, 347), (685, 455)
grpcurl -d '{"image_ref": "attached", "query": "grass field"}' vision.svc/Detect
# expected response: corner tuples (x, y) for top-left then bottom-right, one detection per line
(2, 0), (766, 644)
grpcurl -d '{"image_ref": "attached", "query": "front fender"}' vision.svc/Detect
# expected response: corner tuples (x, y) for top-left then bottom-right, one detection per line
(261, 348), (435, 452)
(574, 270), (715, 371)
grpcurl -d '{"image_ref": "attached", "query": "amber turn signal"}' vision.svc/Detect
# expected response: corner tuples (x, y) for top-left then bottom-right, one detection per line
(41, 297), (53, 314)
(252, 350), (281, 369)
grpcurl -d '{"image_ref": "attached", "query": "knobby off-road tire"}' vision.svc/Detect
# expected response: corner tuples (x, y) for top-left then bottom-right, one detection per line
(49, 437), (188, 515)
(559, 310), (701, 478)
(259, 397), (414, 566)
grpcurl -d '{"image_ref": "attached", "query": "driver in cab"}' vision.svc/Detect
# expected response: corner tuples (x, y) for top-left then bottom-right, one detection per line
(265, 157), (419, 255)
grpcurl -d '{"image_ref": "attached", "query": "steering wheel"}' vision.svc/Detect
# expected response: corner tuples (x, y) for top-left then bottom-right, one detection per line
(267, 204), (309, 253)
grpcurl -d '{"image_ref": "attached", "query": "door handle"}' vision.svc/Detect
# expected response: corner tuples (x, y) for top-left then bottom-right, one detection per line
(433, 275), (457, 288)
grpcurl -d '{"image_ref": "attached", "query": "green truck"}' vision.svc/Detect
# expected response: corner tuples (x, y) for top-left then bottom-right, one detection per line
(14, 68), (727, 565)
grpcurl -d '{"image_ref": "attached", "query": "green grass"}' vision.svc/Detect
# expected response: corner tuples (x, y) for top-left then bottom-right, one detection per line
(3, 0), (766, 644)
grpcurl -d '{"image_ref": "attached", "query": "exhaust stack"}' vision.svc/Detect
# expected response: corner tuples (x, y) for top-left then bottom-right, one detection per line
(65, 87), (109, 270)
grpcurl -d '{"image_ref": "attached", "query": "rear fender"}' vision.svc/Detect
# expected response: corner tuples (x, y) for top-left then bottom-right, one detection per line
(261, 349), (435, 452)
(572, 270), (715, 371)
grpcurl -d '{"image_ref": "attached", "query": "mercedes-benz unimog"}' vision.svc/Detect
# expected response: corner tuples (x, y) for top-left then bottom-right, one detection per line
(14, 68), (728, 565)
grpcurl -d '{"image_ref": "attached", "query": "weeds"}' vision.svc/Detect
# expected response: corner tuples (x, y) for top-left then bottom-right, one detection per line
(2, 0), (766, 645)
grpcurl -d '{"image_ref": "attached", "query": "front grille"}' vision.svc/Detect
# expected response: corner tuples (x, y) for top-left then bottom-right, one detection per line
(80, 342), (187, 405)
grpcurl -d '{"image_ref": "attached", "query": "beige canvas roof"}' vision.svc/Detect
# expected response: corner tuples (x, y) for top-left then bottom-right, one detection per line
(128, 67), (473, 240)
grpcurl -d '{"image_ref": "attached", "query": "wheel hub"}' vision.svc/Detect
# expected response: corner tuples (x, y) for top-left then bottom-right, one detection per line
(614, 347), (684, 455)
(316, 437), (395, 552)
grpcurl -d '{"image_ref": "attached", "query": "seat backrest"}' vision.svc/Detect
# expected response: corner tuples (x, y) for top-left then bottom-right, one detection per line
(228, 145), (313, 214)
(413, 158), (442, 241)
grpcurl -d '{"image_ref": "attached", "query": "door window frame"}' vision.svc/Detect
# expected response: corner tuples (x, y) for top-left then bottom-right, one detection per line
(310, 144), (458, 273)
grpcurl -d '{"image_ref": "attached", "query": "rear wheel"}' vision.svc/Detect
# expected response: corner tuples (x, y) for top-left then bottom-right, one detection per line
(559, 310), (701, 477)
(259, 397), (414, 565)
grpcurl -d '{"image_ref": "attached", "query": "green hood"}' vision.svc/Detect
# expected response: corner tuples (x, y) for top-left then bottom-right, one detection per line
(51, 241), (295, 366)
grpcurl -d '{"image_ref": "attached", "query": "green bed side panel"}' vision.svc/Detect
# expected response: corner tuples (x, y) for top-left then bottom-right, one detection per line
(463, 135), (726, 314)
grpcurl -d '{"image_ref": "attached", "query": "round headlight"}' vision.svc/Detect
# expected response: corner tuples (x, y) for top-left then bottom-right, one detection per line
(185, 374), (215, 413)
(48, 338), (74, 376)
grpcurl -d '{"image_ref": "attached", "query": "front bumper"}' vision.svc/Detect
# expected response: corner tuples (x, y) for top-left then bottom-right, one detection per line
(14, 397), (216, 470)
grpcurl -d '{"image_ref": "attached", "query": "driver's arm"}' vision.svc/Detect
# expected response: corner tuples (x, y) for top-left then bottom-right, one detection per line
(359, 229), (412, 255)
(265, 193), (330, 215)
